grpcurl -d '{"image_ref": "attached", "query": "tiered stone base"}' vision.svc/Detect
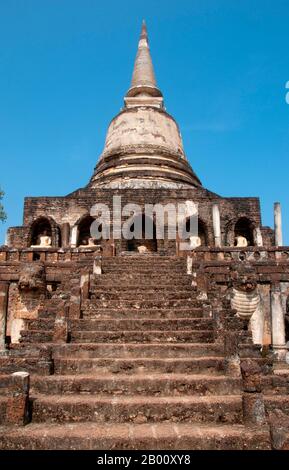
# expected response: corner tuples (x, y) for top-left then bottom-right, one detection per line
(0, 255), (288, 449)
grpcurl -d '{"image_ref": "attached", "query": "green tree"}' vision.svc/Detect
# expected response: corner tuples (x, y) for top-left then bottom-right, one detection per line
(0, 187), (7, 222)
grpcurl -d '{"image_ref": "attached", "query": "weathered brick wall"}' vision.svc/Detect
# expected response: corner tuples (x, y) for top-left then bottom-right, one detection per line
(6, 227), (30, 249)
(15, 186), (268, 251)
(261, 227), (275, 248)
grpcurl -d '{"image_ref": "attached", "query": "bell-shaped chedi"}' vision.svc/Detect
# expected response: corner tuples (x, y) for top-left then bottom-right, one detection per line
(90, 21), (201, 189)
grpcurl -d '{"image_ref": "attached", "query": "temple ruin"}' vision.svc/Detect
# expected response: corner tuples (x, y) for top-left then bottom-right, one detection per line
(0, 22), (289, 450)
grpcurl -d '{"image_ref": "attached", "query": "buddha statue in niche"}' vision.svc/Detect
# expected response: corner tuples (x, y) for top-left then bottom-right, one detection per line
(88, 238), (98, 246)
(31, 230), (52, 248)
(189, 235), (202, 250)
(78, 237), (98, 248)
(137, 245), (149, 254)
(235, 235), (248, 247)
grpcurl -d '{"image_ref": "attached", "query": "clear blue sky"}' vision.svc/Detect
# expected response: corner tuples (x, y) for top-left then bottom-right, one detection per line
(0, 0), (289, 244)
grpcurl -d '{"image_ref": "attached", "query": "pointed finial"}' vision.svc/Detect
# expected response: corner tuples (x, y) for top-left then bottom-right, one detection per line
(125, 21), (163, 107)
(140, 20), (148, 41)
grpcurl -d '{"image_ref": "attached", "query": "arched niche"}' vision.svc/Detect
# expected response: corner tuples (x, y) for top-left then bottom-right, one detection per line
(76, 215), (97, 247)
(125, 213), (157, 252)
(179, 217), (208, 246)
(234, 217), (255, 246)
(29, 216), (60, 248)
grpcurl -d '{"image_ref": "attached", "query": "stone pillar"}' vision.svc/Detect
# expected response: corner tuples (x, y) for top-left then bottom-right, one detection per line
(0, 281), (9, 353)
(240, 359), (266, 425)
(274, 202), (283, 247)
(271, 283), (287, 360)
(269, 410), (289, 450)
(250, 301), (264, 345)
(253, 227), (263, 247)
(212, 204), (221, 247)
(70, 225), (78, 248)
(5, 371), (30, 425)
(61, 223), (70, 248)
(53, 303), (69, 343)
(111, 243), (116, 257)
(80, 272), (90, 300)
(69, 279), (81, 319)
(187, 256), (193, 275)
(224, 329), (241, 377)
(222, 306), (244, 377)
(93, 255), (102, 275)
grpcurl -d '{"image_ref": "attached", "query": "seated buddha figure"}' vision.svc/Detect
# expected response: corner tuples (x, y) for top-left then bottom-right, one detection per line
(235, 235), (248, 248)
(78, 237), (98, 248)
(31, 230), (52, 248)
(189, 235), (202, 250)
(137, 245), (149, 254)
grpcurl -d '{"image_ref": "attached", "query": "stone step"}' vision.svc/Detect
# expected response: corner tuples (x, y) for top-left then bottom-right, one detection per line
(31, 394), (243, 425)
(0, 374), (12, 394)
(103, 255), (184, 259)
(54, 356), (224, 375)
(102, 257), (185, 266)
(103, 255), (183, 259)
(30, 373), (241, 396)
(96, 265), (187, 271)
(90, 291), (195, 300)
(0, 356), (217, 377)
(262, 375), (289, 395)
(53, 342), (223, 358)
(91, 284), (194, 291)
(0, 356), (44, 375)
(92, 273), (192, 280)
(0, 422), (271, 450)
(27, 318), (212, 332)
(8, 343), (46, 356)
(86, 299), (200, 308)
(89, 288), (196, 295)
(92, 274), (192, 284)
(19, 331), (53, 343)
(26, 319), (55, 330)
(70, 330), (214, 343)
(264, 396), (289, 414)
(37, 310), (58, 320)
(102, 258), (187, 273)
(102, 258), (185, 263)
(102, 267), (187, 274)
(102, 262), (187, 275)
(93, 269), (190, 275)
(21, 328), (215, 343)
(81, 307), (204, 319)
(70, 319), (213, 331)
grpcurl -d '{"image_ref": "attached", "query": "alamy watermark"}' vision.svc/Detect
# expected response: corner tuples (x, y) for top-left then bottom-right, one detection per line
(285, 81), (289, 104)
(87, 196), (200, 251)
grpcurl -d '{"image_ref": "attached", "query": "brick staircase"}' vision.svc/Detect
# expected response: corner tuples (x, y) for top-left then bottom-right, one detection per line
(0, 255), (287, 449)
